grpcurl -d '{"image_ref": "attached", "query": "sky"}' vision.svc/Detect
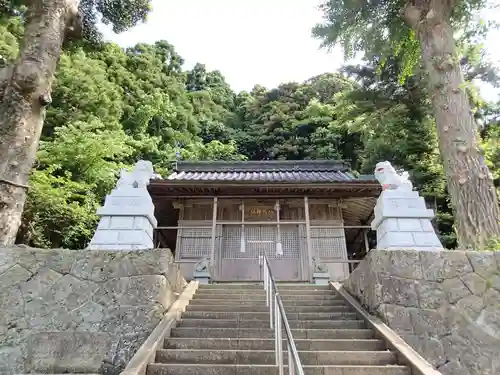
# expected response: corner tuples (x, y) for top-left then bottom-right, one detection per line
(101, 0), (500, 100)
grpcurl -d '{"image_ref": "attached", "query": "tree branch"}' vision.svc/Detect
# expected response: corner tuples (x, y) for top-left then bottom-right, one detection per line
(403, 0), (453, 31)
(65, 11), (83, 41)
(428, 0), (454, 23)
(402, 3), (422, 28)
(64, 0), (83, 41)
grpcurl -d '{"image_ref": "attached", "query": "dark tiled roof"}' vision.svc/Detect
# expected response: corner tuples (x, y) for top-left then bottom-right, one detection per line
(165, 160), (377, 184)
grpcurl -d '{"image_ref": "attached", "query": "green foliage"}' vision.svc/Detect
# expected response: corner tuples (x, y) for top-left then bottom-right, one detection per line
(231, 74), (357, 161)
(0, 24), (17, 62)
(182, 140), (247, 162)
(45, 50), (125, 134)
(312, 0), (493, 78)
(484, 237), (500, 251)
(0, 15), (247, 248)
(1, 5), (498, 249)
(38, 120), (134, 194)
(336, 60), (445, 192)
(0, 0), (152, 45)
(312, 0), (418, 77)
(0, 11), (22, 65)
(18, 168), (100, 249)
(78, 0), (152, 42)
(95, 0), (152, 33)
(481, 102), (500, 179)
(313, 0), (500, 249)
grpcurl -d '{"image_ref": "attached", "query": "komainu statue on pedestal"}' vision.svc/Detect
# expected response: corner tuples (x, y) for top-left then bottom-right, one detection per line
(374, 161), (413, 192)
(312, 256), (328, 273)
(194, 257), (210, 273)
(116, 160), (154, 189)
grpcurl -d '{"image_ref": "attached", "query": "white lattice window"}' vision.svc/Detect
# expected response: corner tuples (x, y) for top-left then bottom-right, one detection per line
(177, 227), (211, 260)
(279, 225), (300, 259)
(221, 225), (300, 260)
(222, 226), (249, 259)
(311, 227), (347, 260)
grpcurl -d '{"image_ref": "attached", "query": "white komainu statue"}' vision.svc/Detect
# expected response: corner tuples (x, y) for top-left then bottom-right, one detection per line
(194, 258), (210, 273)
(116, 160), (154, 189)
(312, 256), (328, 273)
(374, 161), (413, 192)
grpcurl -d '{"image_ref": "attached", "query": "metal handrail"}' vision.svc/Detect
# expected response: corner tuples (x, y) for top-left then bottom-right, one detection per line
(262, 253), (305, 375)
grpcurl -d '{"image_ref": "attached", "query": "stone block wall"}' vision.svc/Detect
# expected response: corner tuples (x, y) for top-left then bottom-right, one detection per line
(0, 246), (185, 375)
(345, 249), (500, 375)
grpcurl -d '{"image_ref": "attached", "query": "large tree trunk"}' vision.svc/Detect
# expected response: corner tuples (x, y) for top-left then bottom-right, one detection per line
(0, 0), (80, 245)
(404, 1), (500, 249)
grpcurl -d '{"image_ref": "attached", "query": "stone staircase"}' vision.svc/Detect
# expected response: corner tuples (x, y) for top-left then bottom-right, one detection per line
(147, 283), (410, 375)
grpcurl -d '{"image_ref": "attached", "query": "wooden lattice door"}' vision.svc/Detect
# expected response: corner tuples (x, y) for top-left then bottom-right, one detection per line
(267, 224), (302, 281)
(310, 226), (349, 281)
(218, 225), (261, 281)
(218, 224), (302, 281)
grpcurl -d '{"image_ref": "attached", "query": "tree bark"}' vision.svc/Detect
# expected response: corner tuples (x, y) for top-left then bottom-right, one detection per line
(403, 0), (500, 249)
(0, 0), (80, 245)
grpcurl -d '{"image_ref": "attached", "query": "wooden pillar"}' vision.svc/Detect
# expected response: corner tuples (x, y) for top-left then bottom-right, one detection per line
(210, 197), (218, 266)
(363, 230), (370, 255)
(304, 196), (313, 281)
(275, 200), (282, 256)
(240, 200), (245, 253)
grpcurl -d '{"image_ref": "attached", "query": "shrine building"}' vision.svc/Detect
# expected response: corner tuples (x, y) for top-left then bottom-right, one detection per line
(147, 160), (381, 282)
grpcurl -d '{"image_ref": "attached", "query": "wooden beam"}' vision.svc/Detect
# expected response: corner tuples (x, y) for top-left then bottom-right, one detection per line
(150, 180), (380, 189)
(210, 197), (218, 266)
(364, 230), (370, 255)
(346, 212), (375, 252)
(156, 229), (170, 249)
(304, 196), (313, 282)
(156, 224), (370, 230)
(151, 191), (380, 200)
(310, 225), (371, 229)
(275, 199), (282, 257)
(240, 200), (245, 254)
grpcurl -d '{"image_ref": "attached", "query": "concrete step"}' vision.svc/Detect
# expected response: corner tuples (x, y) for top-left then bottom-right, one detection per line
(196, 285), (262, 291)
(197, 289), (335, 296)
(185, 304), (353, 313)
(188, 299), (347, 306)
(147, 363), (410, 375)
(164, 338), (387, 351)
(170, 327), (375, 339)
(178, 319), (365, 330)
(155, 349), (397, 366)
(192, 294), (340, 301)
(181, 311), (359, 321)
(198, 284), (331, 289)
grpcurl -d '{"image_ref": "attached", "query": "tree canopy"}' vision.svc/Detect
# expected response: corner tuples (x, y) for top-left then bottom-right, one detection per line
(0, 3), (498, 249)
(313, 0), (500, 249)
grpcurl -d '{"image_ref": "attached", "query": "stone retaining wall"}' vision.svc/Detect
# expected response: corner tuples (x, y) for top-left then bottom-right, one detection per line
(0, 246), (185, 375)
(345, 249), (500, 375)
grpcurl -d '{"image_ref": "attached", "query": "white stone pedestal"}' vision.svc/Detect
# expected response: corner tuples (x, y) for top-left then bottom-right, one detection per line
(313, 272), (330, 285)
(193, 271), (211, 284)
(371, 189), (443, 251)
(88, 187), (157, 250)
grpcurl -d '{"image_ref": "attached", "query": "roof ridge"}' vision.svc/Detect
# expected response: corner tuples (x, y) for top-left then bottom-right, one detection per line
(175, 160), (351, 173)
(163, 169), (378, 184)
